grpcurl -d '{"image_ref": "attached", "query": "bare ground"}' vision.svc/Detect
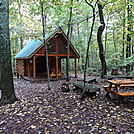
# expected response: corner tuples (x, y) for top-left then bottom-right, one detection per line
(0, 77), (133, 134)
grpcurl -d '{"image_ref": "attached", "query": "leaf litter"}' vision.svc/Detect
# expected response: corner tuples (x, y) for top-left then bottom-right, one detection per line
(0, 78), (133, 134)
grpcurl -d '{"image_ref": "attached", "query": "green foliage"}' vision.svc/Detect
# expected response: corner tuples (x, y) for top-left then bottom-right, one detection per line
(10, 0), (133, 75)
(121, 55), (134, 66)
(111, 0), (119, 3)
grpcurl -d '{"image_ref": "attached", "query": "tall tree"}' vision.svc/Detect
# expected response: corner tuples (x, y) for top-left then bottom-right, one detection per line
(0, 0), (17, 105)
(126, 0), (132, 73)
(81, 0), (97, 99)
(97, 3), (107, 77)
(18, 0), (23, 49)
(66, 0), (73, 81)
(121, 5), (126, 72)
(104, 10), (109, 51)
(40, 0), (51, 90)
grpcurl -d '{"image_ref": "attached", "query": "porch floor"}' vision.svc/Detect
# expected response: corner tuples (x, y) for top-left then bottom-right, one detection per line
(22, 74), (76, 82)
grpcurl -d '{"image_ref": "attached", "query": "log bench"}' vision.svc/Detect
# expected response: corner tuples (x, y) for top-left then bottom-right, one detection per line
(73, 81), (100, 98)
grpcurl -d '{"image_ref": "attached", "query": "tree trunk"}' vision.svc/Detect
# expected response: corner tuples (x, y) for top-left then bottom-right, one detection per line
(86, 16), (90, 68)
(104, 13), (109, 51)
(20, 36), (23, 49)
(69, 25), (73, 41)
(97, 3), (107, 77)
(0, 0), (18, 105)
(126, 0), (132, 73)
(18, 0), (23, 49)
(121, 9), (126, 73)
(40, 0), (51, 90)
(81, 0), (96, 99)
(113, 22), (117, 66)
(66, 0), (73, 81)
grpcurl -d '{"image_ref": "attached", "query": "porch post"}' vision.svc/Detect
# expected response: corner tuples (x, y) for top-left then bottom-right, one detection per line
(33, 55), (36, 81)
(56, 56), (59, 79)
(28, 60), (30, 78)
(75, 58), (77, 78)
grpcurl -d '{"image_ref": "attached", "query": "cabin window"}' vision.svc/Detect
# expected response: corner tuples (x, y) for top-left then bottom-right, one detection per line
(48, 40), (56, 53)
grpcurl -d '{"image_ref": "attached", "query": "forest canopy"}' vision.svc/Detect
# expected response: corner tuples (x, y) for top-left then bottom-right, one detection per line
(10, 0), (133, 75)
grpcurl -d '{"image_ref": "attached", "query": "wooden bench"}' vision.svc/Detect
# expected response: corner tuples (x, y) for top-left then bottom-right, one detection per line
(117, 92), (134, 96)
(103, 84), (134, 91)
(103, 85), (116, 90)
(73, 81), (100, 99)
(50, 70), (63, 79)
(103, 84), (134, 97)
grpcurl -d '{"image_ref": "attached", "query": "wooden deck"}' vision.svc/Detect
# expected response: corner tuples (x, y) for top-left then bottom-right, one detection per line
(22, 75), (66, 82)
(22, 74), (78, 82)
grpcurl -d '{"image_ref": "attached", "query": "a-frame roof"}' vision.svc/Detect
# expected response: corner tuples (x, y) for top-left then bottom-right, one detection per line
(14, 27), (80, 59)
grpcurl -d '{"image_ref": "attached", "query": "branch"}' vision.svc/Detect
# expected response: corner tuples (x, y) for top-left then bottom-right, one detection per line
(85, 0), (94, 9)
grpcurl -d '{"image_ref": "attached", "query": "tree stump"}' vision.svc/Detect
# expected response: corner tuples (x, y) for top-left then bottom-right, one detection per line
(111, 68), (118, 75)
(60, 83), (70, 92)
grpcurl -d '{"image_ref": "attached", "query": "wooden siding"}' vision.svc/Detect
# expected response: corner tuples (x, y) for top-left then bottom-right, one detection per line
(17, 60), (25, 76)
(37, 46), (45, 54)
(24, 60), (33, 76)
(35, 35), (77, 58)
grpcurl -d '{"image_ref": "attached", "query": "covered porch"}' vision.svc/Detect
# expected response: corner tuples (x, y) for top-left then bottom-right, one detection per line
(24, 55), (78, 81)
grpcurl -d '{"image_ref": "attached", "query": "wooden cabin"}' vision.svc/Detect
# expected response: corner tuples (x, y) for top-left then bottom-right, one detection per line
(14, 27), (80, 81)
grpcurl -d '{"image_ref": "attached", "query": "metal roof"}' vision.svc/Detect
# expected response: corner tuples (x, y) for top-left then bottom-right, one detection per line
(14, 27), (80, 59)
(14, 39), (42, 59)
(14, 28), (59, 59)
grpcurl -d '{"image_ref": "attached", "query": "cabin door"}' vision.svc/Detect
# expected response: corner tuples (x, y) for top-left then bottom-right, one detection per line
(36, 57), (46, 76)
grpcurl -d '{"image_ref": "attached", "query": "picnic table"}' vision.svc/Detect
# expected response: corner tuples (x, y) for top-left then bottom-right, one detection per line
(103, 75), (134, 80)
(49, 69), (64, 79)
(103, 79), (134, 100)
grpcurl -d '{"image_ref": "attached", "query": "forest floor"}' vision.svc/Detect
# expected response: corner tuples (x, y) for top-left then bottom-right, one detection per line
(0, 76), (133, 134)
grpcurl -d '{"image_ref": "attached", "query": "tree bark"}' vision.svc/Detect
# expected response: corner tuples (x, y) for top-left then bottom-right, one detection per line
(40, 0), (51, 89)
(69, 25), (73, 41)
(113, 22), (117, 66)
(104, 13), (109, 51)
(126, 0), (132, 73)
(81, 0), (97, 99)
(0, 0), (18, 105)
(121, 8), (126, 72)
(97, 3), (107, 77)
(20, 36), (23, 49)
(18, 0), (23, 49)
(66, 0), (73, 81)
